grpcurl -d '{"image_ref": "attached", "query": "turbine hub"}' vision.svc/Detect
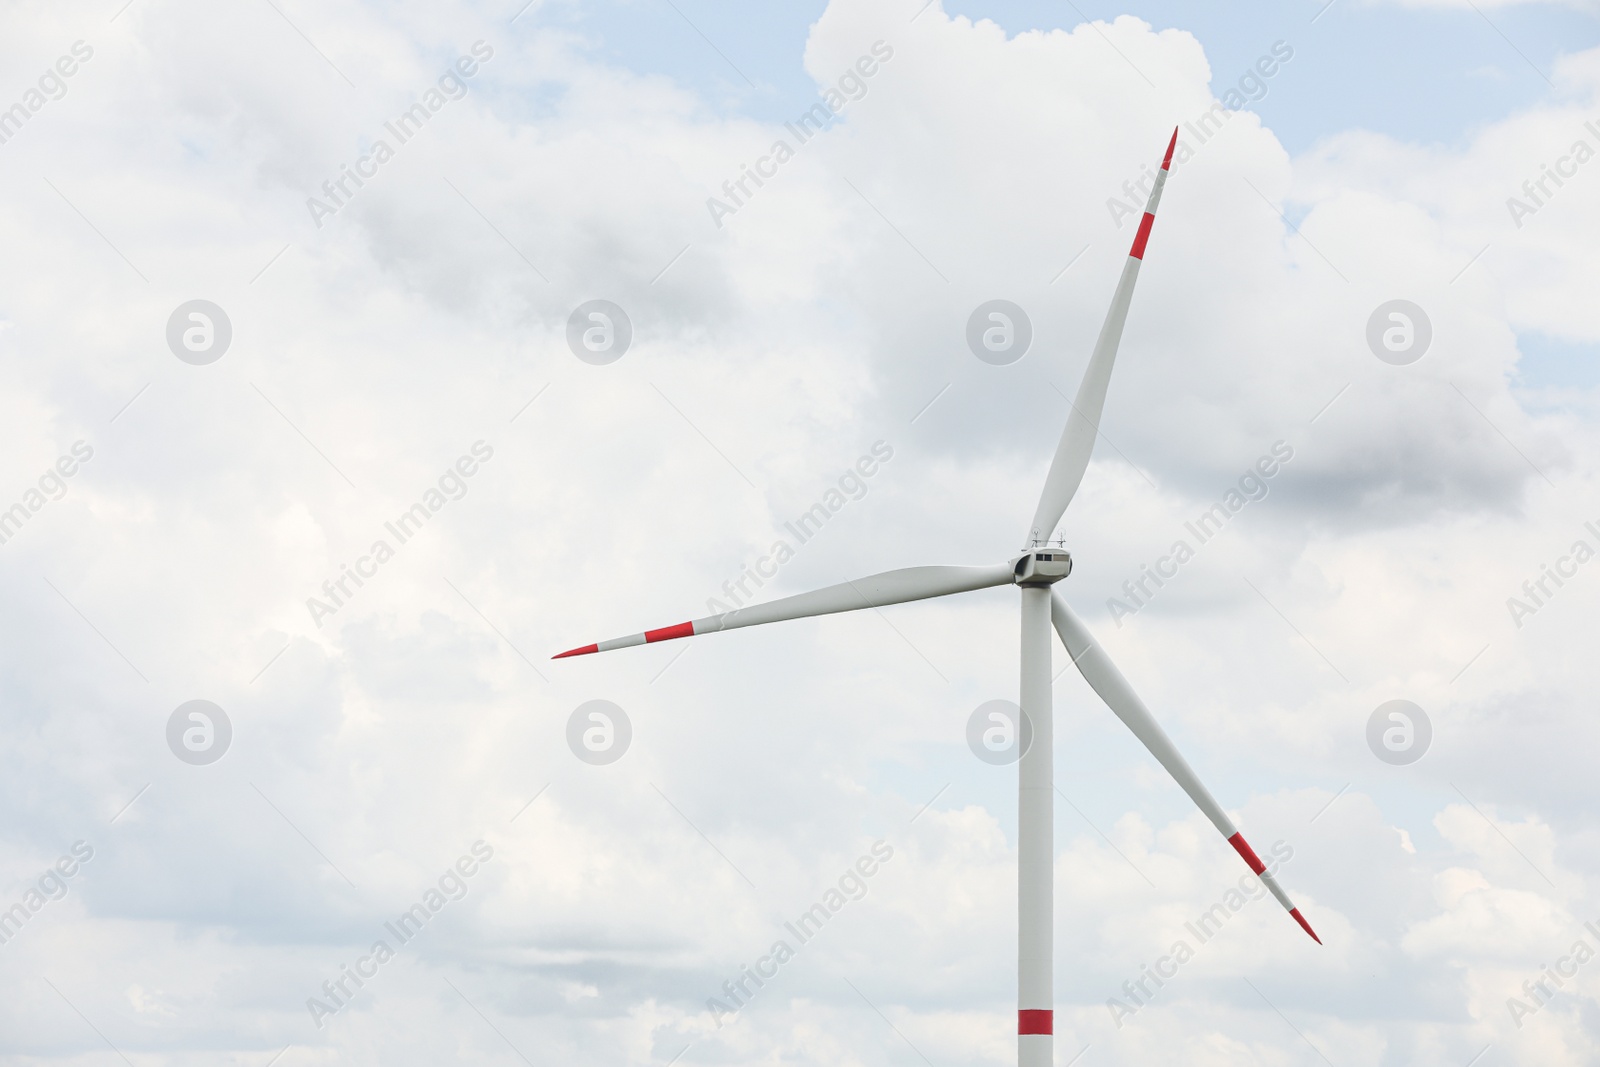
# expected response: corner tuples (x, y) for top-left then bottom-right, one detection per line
(1012, 550), (1072, 586)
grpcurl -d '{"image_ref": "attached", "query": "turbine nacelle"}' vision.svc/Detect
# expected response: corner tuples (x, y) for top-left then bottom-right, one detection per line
(1012, 550), (1072, 585)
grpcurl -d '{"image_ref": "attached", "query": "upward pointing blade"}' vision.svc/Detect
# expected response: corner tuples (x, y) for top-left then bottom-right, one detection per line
(1026, 128), (1178, 547)
(1049, 591), (1321, 944)
(554, 563), (1014, 658)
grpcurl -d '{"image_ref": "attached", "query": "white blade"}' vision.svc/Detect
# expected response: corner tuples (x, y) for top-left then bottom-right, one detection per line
(1026, 129), (1177, 547)
(555, 563), (1014, 658)
(1049, 591), (1321, 943)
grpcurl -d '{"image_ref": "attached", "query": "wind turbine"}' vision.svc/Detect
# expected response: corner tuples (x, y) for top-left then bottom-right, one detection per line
(554, 129), (1319, 1066)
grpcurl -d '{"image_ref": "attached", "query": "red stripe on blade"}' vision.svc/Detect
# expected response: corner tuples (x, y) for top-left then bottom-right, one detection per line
(645, 621), (695, 643)
(1227, 832), (1267, 875)
(553, 644), (599, 659)
(1161, 126), (1179, 170)
(1129, 212), (1156, 259)
(1290, 908), (1322, 944)
(1018, 1009), (1052, 1035)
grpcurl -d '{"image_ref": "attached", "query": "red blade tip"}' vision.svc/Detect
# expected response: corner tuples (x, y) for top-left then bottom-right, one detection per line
(553, 643), (598, 659)
(1162, 126), (1179, 170)
(1290, 908), (1321, 945)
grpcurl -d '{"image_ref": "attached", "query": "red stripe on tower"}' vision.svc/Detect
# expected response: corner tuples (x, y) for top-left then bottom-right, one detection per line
(1161, 126), (1179, 171)
(1227, 833), (1268, 875)
(645, 621), (695, 643)
(553, 644), (599, 659)
(1129, 213), (1156, 260)
(1018, 1009), (1052, 1035)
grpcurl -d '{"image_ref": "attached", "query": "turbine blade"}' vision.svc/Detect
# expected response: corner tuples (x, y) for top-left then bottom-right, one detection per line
(554, 563), (1015, 659)
(1026, 128), (1178, 546)
(1049, 591), (1320, 944)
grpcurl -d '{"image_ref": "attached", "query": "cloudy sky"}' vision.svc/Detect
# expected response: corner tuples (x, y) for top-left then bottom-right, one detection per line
(2, 0), (1598, 1063)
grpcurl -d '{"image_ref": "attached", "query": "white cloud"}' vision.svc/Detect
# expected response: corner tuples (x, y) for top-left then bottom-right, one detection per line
(0, 0), (1596, 1063)
(1376, 0), (1597, 10)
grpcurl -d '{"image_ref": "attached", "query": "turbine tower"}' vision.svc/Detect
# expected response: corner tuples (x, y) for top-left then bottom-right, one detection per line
(555, 128), (1318, 1065)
